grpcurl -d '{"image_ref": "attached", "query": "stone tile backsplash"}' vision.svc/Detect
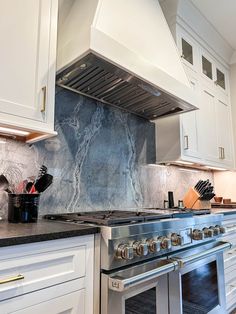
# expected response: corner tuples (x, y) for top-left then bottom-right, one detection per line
(0, 88), (213, 218)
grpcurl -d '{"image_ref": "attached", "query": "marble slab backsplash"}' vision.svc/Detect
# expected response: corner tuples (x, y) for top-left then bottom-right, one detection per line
(0, 88), (213, 218)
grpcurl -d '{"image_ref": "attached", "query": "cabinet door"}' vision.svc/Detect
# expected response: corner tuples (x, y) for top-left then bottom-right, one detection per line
(181, 68), (200, 158)
(215, 99), (234, 167)
(200, 49), (214, 85)
(197, 83), (219, 162)
(215, 62), (229, 98)
(0, 0), (52, 122)
(176, 27), (199, 72)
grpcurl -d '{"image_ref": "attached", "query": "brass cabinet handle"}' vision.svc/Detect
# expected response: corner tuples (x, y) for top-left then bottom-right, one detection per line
(222, 147), (225, 159)
(41, 86), (47, 113)
(184, 135), (189, 150)
(219, 147), (225, 159)
(0, 274), (24, 284)
(219, 147), (222, 159)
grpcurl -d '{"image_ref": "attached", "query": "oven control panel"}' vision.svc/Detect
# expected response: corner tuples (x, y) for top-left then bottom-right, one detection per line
(114, 225), (226, 261)
(192, 225), (225, 241)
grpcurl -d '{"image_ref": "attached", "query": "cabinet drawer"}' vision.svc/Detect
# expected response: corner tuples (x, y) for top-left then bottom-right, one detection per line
(0, 236), (92, 301)
(0, 278), (85, 314)
(224, 247), (236, 268)
(225, 262), (236, 284)
(226, 282), (236, 312)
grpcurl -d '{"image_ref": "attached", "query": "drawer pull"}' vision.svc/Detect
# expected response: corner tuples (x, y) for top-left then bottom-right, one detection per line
(41, 86), (47, 113)
(0, 274), (24, 284)
(184, 135), (189, 150)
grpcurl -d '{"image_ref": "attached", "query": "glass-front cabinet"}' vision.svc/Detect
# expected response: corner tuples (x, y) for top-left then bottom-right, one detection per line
(200, 49), (228, 96)
(216, 68), (226, 90)
(181, 38), (193, 65)
(177, 28), (199, 72)
(202, 55), (213, 80)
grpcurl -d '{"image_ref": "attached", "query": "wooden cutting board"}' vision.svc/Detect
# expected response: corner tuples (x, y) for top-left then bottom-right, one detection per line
(211, 203), (236, 208)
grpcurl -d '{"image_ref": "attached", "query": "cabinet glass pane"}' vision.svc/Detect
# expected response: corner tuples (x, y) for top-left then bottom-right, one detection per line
(216, 69), (226, 89)
(182, 38), (193, 65)
(202, 56), (213, 79)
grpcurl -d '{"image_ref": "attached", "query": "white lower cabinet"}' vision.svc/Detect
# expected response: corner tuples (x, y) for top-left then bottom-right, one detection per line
(0, 235), (94, 314)
(222, 219), (236, 313)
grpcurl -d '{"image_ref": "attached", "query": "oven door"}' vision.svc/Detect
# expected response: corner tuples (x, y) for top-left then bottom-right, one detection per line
(101, 259), (178, 314)
(168, 241), (231, 314)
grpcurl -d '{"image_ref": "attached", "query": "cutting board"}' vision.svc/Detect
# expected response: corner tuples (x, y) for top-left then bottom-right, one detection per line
(211, 203), (236, 208)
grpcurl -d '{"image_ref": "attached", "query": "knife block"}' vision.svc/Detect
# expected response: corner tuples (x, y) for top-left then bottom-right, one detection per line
(183, 187), (211, 210)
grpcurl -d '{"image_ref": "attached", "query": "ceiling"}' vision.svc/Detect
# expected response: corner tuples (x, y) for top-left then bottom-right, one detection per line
(191, 0), (236, 50)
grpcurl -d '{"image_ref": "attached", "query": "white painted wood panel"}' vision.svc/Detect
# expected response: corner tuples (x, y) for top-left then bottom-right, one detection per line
(181, 68), (199, 159)
(0, 0), (58, 140)
(0, 235), (94, 314)
(0, 0), (49, 121)
(0, 278), (85, 314)
(197, 83), (218, 162)
(215, 99), (234, 167)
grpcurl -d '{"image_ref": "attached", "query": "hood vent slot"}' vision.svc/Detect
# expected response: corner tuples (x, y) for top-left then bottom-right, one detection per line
(57, 54), (195, 120)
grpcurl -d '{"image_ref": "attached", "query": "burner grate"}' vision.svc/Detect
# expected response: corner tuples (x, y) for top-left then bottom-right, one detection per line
(44, 210), (171, 226)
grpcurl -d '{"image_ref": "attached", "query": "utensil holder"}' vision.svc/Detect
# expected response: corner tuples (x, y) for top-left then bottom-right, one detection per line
(183, 188), (211, 210)
(8, 194), (40, 223)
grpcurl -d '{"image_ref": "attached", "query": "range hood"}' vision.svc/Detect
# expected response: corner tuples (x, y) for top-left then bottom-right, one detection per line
(56, 0), (197, 120)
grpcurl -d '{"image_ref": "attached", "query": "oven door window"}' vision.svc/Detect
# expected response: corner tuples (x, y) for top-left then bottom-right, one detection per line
(125, 288), (156, 314)
(182, 261), (219, 313)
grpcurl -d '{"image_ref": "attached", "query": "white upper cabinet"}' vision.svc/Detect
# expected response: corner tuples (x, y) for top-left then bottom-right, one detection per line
(180, 67), (200, 159)
(215, 98), (234, 167)
(197, 82), (219, 163)
(156, 2), (235, 169)
(0, 0), (58, 143)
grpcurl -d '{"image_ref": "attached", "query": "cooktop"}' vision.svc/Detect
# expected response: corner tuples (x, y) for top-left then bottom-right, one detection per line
(44, 208), (210, 226)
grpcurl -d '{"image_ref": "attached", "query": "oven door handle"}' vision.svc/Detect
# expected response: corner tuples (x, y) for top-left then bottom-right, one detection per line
(170, 241), (231, 267)
(108, 260), (178, 292)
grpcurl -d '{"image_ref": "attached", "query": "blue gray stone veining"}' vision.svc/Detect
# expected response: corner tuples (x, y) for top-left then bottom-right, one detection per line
(0, 88), (213, 218)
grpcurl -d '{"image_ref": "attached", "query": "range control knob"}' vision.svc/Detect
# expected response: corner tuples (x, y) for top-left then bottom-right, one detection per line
(158, 237), (172, 250)
(171, 233), (183, 246)
(192, 229), (205, 240)
(147, 239), (161, 253)
(133, 241), (149, 256)
(203, 227), (214, 238)
(116, 244), (134, 260)
(215, 225), (226, 234)
(210, 226), (220, 236)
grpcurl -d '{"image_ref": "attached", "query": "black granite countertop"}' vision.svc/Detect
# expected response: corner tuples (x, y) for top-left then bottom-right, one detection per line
(0, 220), (99, 247)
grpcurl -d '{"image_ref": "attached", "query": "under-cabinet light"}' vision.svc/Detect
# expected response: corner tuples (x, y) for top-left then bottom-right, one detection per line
(206, 166), (227, 171)
(175, 160), (194, 165)
(0, 127), (30, 136)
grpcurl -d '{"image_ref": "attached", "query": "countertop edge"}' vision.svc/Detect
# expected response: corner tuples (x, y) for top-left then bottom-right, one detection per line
(0, 221), (99, 248)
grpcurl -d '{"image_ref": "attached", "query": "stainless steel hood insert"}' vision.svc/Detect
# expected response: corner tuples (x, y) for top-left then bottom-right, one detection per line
(57, 53), (196, 120)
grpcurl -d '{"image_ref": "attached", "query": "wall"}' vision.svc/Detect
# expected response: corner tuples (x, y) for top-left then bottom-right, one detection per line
(214, 171), (236, 200)
(0, 88), (213, 219)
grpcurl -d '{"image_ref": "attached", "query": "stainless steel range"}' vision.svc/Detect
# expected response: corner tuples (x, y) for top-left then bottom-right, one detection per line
(44, 210), (231, 314)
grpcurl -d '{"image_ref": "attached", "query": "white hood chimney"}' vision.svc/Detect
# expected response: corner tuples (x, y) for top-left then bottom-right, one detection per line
(56, 0), (197, 119)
